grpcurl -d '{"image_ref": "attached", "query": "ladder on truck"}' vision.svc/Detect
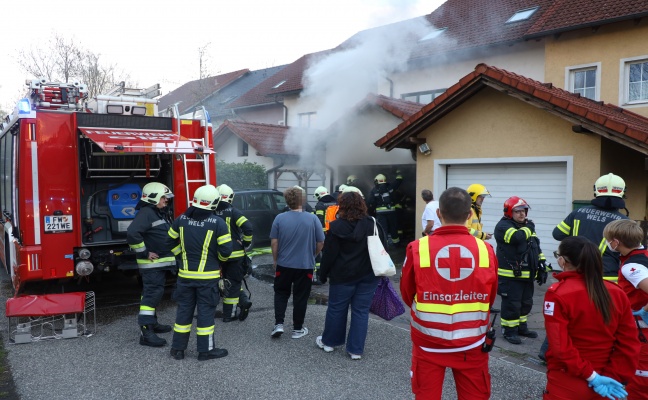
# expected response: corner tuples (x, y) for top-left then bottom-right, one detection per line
(182, 106), (213, 206)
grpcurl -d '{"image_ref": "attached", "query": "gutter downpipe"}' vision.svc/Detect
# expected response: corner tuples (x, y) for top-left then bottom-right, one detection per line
(274, 95), (288, 125)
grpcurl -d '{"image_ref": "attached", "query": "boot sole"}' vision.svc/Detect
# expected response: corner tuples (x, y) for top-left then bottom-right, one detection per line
(198, 351), (228, 361)
(140, 338), (167, 347)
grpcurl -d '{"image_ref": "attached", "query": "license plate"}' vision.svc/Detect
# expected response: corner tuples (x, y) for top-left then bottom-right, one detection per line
(44, 215), (73, 233)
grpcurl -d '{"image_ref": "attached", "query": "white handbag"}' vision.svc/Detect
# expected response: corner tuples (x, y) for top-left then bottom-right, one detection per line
(368, 217), (396, 277)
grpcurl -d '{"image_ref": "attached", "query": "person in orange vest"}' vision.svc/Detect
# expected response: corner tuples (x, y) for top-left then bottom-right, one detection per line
(401, 187), (498, 399)
(603, 219), (648, 399)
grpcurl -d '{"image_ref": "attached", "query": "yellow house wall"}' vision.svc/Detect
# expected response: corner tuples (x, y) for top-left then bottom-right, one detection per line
(544, 19), (648, 117)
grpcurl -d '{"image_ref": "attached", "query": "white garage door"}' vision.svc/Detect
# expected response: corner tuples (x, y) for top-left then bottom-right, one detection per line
(446, 161), (569, 267)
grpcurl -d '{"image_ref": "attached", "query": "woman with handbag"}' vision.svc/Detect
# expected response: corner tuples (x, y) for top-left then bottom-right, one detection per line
(316, 190), (381, 360)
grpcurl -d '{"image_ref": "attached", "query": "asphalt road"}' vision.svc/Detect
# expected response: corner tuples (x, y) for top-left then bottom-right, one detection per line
(0, 251), (550, 400)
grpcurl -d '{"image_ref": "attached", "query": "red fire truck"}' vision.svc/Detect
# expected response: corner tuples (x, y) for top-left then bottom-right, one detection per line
(0, 79), (215, 294)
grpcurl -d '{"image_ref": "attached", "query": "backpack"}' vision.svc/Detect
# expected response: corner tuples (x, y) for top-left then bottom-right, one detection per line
(324, 205), (340, 232)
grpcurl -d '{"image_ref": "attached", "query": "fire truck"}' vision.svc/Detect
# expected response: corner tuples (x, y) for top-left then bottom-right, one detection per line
(0, 79), (215, 294)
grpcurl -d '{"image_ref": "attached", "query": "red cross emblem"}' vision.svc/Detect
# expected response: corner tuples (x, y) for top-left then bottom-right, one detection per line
(546, 303), (551, 309)
(435, 245), (475, 281)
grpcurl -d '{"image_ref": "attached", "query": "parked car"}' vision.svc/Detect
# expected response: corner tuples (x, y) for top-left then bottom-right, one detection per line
(232, 189), (287, 247)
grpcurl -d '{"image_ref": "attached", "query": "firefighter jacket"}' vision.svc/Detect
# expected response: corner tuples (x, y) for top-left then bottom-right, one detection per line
(127, 204), (177, 270)
(367, 177), (403, 213)
(466, 204), (489, 240)
(553, 203), (628, 281)
(167, 210), (232, 280)
(214, 202), (253, 259)
(543, 270), (640, 383)
(619, 248), (648, 315)
(494, 217), (546, 280)
(314, 194), (337, 232)
(400, 225), (498, 351)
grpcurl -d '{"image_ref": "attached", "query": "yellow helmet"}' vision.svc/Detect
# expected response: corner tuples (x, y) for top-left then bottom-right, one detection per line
(374, 174), (386, 184)
(141, 182), (173, 205)
(217, 184), (234, 204)
(594, 173), (625, 198)
(466, 183), (491, 203)
(191, 185), (220, 210)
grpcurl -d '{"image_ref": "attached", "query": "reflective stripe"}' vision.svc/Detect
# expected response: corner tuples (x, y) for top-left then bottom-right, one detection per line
(475, 238), (488, 268)
(236, 216), (248, 226)
(198, 231), (214, 272)
(556, 221), (570, 235)
(419, 236), (430, 268)
(598, 238), (607, 255)
(501, 318), (520, 327)
(197, 326), (215, 336)
(168, 228), (179, 239)
(137, 258), (177, 269)
(498, 269), (531, 278)
(520, 227), (532, 239)
(603, 276), (618, 282)
(229, 250), (245, 258)
(151, 219), (166, 227)
(415, 300), (489, 314)
(413, 308), (488, 324)
(520, 314), (528, 323)
(171, 244), (181, 255)
(139, 310), (155, 316)
(217, 233), (231, 245)
(242, 234), (252, 242)
(174, 323), (191, 333)
(140, 305), (155, 311)
(316, 210), (325, 216)
(504, 228), (516, 243)
(178, 270), (220, 279)
(224, 297), (239, 305)
(636, 370), (648, 377)
(411, 320), (487, 340)
(573, 220), (580, 236)
(131, 242), (146, 252)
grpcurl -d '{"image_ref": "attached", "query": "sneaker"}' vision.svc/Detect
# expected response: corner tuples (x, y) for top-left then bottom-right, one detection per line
(348, 352), (362, 360)
(316, 336), (334, 352)
(271, 324), (284, 338)
(291, 327), (309, 339)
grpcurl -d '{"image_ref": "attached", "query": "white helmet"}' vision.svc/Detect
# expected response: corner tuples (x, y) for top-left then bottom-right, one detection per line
(191, 185), (220, 210)
(314, 186), (329, 200)
(374, 174), (386, 184)
(594, 173), (626, 198)
(346, 175), (358, 185)
(141, 182), (174, 205)
(338, 184), (348, 192)
(217, 184), (234, 204)
(343, 185), (364, 198)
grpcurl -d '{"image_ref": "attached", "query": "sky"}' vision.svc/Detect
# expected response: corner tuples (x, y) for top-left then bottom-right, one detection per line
(0, 0), (446, 112)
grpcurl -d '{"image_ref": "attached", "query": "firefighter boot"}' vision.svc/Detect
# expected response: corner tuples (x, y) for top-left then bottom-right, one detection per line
(222, 304), (239, 323)
(198, 348), (228, 361)
(152, 323), (172, 333)
(239, 301), (252, 321)
(170, 348), (185, 360)
(139, 325), (167, 347)
(502, 327), (522, 345)
(518, 323), (538, 338)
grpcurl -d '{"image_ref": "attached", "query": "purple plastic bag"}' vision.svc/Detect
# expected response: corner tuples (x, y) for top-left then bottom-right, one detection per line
(370, 277), (405, 321)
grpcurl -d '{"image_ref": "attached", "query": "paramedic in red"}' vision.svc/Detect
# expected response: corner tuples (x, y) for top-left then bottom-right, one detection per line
(543, 236), (639, 400)
(401, 187), (498, 400)
(603, 219), (648, 399)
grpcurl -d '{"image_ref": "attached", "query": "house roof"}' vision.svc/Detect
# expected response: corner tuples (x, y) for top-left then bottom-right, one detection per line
(228, 51), (332, 109)
(525, 0), (648, 37)
(157, 69), (249, 113)
(353, 94), (425, 120)
(213, 120), (294, 157)
(375, 63), (648, 156)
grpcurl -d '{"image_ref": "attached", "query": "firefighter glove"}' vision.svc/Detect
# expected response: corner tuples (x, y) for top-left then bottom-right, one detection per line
(587, 373), (628, 400)
(633, 308), (648, 325)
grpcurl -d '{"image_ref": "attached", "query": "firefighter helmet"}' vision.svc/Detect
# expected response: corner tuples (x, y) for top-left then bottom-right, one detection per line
(503, 196), (530, 219)
(466, 183), (491, 203)
(191, 185), (220, 210)
(338, 184), (348, 192)
(217, 184), (234, 204)
(346, 175), (358, 185)
(314, 186), (329, 200)
(594, 173), (625, 198)
(141, 182), (174, 205)
(343, 185), (364, 198)
(374, 174), (386, 184)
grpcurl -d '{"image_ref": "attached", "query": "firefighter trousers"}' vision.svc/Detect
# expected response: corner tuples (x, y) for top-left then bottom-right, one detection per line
(498, 278), (534, 330)
(410, 344), (490, 400)
(138, 269), (167, 326)
(222, 258), (248, 318)
(171, 277), (220, 353)
(627, 337), (648, 400)
(376, 210), (399, 244)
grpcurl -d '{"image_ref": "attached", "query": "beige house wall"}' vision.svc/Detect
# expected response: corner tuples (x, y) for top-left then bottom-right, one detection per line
(415, 88), (604, 223)
(544, 19), (648, 117)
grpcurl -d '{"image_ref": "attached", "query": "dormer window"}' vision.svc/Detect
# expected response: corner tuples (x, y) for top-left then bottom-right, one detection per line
(419, 28), (447, 42)
(506, 7), (538, 23)
(272, 80), (286, 89)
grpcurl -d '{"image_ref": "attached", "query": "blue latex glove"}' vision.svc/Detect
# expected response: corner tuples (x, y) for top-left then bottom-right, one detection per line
(633, 308), (648, 325)
(588, 374), (628, 400)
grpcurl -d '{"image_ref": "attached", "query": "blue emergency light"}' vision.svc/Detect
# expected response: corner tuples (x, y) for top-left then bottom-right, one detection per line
(106, 184), (141, 219)
(17, 99), (31, 114)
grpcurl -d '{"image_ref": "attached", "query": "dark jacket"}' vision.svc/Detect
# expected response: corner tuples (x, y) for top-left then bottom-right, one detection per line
(214, 202), (253, 259)
(319, 216), (376, 284)
(494, 217), (545, 281)
(126, 204), (176, 270)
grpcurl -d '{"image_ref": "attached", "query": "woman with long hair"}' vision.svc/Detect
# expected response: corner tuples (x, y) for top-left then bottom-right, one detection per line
(316, 190), (380, 360)
(543, 236), (640, 399)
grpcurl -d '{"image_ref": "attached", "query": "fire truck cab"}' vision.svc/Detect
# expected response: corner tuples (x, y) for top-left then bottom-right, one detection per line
(0, 79), (215, 293)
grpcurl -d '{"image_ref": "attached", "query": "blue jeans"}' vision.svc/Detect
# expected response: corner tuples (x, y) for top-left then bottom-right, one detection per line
(321, 273), (379, 355)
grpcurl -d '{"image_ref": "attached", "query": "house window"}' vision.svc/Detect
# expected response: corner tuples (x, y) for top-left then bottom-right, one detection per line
(506, 7), (538, 23)
(566, 64), (599, 100)
(625, 59), (648, 103)
(401, 89), (446, 104)
(298, 112), (317, 128)
(237, 138), (248, 157)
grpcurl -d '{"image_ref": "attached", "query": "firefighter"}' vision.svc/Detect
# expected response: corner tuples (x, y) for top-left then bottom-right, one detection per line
(367, 172), (403, 246)
(553, 173), (629, 282)
(313, 186), (337, 284)
(346, 175), (358, 186)
(127, 182), (177, 347)
(494, 196), (550, 344)
(466, 183), (492, 240)
(603, 219), (648, 399)
(215, 184), (254, 322)
(400, 187), (498, 399)
(167, 185), (232, 361)
(332, 184), (347, 201)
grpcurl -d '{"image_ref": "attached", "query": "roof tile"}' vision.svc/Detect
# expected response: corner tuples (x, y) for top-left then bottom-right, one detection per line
(213, 120), (294, 156)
